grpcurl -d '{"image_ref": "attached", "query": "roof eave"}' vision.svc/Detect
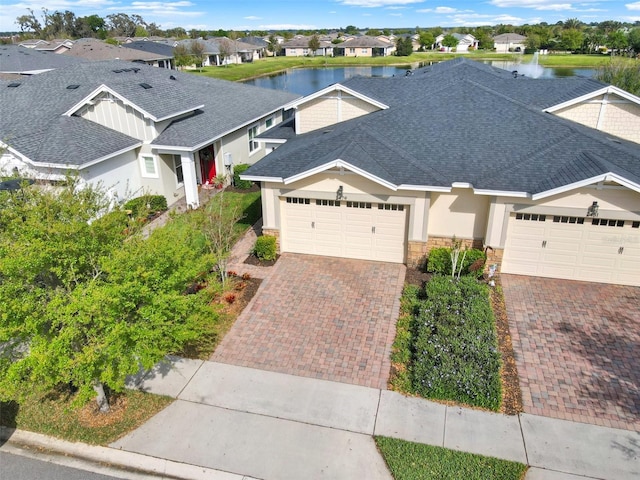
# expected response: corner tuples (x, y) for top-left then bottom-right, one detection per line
(531, 173), (640, 200)
(283, 159), (398, 191)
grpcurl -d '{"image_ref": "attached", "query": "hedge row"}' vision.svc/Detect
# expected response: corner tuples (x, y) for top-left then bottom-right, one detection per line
(411, 276), (502, 410)
(426, 247), (486, 278)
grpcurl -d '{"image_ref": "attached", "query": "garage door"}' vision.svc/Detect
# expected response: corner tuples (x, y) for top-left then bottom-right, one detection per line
(282, 197), (407, 263)
(502, 213), (640, 286)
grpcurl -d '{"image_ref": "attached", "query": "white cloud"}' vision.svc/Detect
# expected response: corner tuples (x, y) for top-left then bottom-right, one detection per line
(447, 12), (527, 26)
(244, 16), (261, 20)
(337, 0), (423, 7)
(626, 2), (640, 10)
(107, 1), (203, 17)
(417, 7), (459, 13)
(257, 23), (318, 30)
(329, 10), (337, 13)
(534, 4), (573, 11)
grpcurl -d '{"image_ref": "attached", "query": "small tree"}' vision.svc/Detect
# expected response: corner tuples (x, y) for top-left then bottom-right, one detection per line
(441, 34), (458, 51)
(219, 38), (233, 66)
(190, 40), (206, 70)
(308, 34), (320, 56)
(174, 43), (194, 69)
(419, 31), (435, 51)
(395, 37), (413, 56)
(267, 34), (281, 56)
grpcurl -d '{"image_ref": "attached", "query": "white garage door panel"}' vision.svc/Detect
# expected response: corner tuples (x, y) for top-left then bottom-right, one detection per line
(282, 199), (406, 263)
(503, 214), (640, 286)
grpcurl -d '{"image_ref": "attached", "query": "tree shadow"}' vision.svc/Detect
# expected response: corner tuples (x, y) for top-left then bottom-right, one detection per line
(0, 400), (19, 446)
(556, 299), (640, 423)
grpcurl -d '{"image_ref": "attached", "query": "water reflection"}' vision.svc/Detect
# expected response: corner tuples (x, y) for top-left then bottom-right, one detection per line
(243, 63), (595, 96)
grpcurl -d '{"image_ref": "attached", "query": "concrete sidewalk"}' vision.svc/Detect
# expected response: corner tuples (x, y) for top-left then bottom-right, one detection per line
(114, 357), (638, 480)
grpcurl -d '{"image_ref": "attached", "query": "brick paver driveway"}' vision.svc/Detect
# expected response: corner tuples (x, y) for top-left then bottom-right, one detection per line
(502, 275), (640, 431)
(212, 254), (405, 389)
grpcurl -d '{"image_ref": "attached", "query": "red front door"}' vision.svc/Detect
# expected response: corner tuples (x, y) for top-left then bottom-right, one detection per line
(199, 145), (216, 183)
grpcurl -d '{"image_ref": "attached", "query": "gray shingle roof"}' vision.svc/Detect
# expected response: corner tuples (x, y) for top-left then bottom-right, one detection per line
(0, 45), (86, 74)
(2, 60), (298, 166)
(246, 59), (640, 195)
(122, 41), (175, 59)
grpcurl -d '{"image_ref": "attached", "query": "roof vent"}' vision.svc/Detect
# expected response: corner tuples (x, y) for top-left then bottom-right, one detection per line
(121, 68), (132, 72)
(139, 83), (152, 89)
(7, 82), (21, 88)
(169, 75), (176, 80)
(112, 69), (123, 73)
(131, 67), (140, 72)
(66, 84), (80, 89)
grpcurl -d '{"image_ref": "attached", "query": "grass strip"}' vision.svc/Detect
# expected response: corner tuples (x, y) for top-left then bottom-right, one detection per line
(0, 389), (173, 445)
(375, 436), (527, 480)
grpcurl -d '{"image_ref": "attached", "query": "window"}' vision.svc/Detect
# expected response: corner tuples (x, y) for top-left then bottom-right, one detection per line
(248, 124), (260, 154)
(632, 221), (639, 228)
(516, 213), (546, 221)
(553, 216), (584, 224)
(592, 218), (624, 227)
(316, 199), (340, 207)
(286, 197), (310, 204)
(173, 155), (184, 186)
(349, 48), (355, 54)
(347, 201), (371, 209)
(140, 155), (158, 178)
(303, 48), (309, 55)
(378, 204), (404, 211)
(361, 48), (367, 54)
(265, 116), (275, 130)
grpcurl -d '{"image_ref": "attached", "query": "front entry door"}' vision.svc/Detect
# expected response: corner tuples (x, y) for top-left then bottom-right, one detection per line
(199, 145), (216, 183)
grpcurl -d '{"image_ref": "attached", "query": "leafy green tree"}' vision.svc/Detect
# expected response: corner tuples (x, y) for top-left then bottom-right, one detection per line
(441, 34), (459, 51)
(419, 31), (435, 50)
(344, 25), (358, 35)
(174, 43), (194, 68)
(0, 180), (215, 412)
(607, 31), (628, 55)
(308, 34), (320, 56)
(15, 9), (42, 36)
(395, 37), (413, 56)
(560, 29), (584, 51)
(268, 34), (282, 56)
(629, 28), (640, 55)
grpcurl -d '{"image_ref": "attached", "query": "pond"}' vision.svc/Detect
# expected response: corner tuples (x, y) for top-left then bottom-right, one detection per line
(242, 62), (596, 96)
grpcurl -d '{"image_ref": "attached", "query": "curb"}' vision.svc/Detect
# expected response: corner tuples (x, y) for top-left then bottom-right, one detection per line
(0, 427), (256, 480)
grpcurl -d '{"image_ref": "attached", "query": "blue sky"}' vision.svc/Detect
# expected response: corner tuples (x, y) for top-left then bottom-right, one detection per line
(1, 1), (638, 33)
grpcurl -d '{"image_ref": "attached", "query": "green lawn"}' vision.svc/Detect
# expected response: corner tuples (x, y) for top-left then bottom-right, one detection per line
(0, 389), (173, 445)
(532, 53), (633, 68)
(376, 437), (528, 480)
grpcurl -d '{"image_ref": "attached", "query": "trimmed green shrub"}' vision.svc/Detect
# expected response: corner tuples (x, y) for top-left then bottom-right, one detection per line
(123, 195), (167, 217)
(233, 164), (253, 190)
(410, 276), (502, 410)
(253, 235), (277, 261)
(426, 247), (486, 278)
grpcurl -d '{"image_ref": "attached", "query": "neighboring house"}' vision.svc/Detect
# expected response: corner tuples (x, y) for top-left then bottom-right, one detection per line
(494, 33), (528, 53)
(63, 38), (172, 67)
(243, 58), (640, 287)
(175, 38), (260, 66)
(0, 45), (86, 75)
(122, 40), (176, 69)
(281, 37), (334, 57)
(0, 60), (299, 209)
(435, 33), (478, 52)
(333, 36), (395, 57)
(19, 39), (74, 53)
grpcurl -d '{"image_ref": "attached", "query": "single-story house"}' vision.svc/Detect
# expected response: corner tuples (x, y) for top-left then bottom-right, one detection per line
(63, 38), (173, 68)
(435, 33), (478, 52)
(243, 58), (640, 286)
(0, 60), (298, 209)
(281, 37), (334, 57)
(494, 33), (527, 53)
(333, 36), (395, 57)
(122, 40), (176, 69)
(174, 38), (261, 66)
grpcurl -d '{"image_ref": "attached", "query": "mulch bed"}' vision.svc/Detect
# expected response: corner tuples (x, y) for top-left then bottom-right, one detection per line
(224, 276), (262, 316)
(244, 253), (280, 267)
(402, 267), (523, 415)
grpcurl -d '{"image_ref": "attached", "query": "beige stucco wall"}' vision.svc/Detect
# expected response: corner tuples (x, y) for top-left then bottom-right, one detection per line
(428, 188), (490, 240)
(260, 171), (430, 243)
(487, 184), (640, 248)
(554, 93), (640, 144)
(82, 149), (142, 202)
(79, 93), (156, 141)
(341, 46), (374, 57)
(297, 93), (381, 134)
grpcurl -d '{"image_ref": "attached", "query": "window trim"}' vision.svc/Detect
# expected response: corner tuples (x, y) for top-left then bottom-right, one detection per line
(248, 123), (260, 155)
(140, 154), (159, 179)
(173, 154), (184, 187)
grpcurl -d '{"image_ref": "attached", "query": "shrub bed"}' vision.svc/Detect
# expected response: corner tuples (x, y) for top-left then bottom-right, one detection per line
(123, 194), (168, 217)
(426, 247), (486, 278)
(233, 164), (253, 190)
(410, 276), (502, 410)
(253, 235), (277, 261)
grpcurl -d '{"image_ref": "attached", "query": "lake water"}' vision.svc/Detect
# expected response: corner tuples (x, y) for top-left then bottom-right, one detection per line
(242, 62), (596, 96)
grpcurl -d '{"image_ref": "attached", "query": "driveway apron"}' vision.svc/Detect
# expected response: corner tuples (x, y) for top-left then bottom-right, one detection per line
(211, 253), (405, 390)
(502, 274), (640, 431)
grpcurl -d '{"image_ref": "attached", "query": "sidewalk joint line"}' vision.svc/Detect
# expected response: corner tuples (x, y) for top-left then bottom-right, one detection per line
(518, 414), (530, 466)
(372, 388), (382, 436)
(442, 406), (447, 447)
(175, 360), (205, 399)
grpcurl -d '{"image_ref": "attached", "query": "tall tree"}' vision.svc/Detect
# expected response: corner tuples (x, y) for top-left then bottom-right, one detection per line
(308, 34), (320, 56)
(0, 181), (214, 412)
(441, 34), (459, 51)
(418, 31), (435, 50)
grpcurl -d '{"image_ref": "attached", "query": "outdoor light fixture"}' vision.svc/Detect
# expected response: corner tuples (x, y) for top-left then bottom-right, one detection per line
(336, 185), (344, 200)
(586, 201), (599, 217)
